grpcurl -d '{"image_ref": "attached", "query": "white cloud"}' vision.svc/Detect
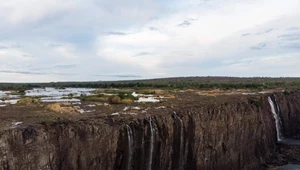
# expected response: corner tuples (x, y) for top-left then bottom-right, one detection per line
(1, 0), (300, 82)
(52, 45), (80, 60)
(0, 72), (56, 82)
(211, 53), (300, 77)
(96, 0), (300, 78)
(0, 0), (78, 25)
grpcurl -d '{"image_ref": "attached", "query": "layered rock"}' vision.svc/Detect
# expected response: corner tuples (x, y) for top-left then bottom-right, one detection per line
(0, 93), (296, 170)
(0, 121), (121, 170)
(272, 91), (300, 139)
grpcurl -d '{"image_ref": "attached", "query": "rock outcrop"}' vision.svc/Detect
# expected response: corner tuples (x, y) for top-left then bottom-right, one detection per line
(272, 91), (300, 139)
(1, 92), (300, 170)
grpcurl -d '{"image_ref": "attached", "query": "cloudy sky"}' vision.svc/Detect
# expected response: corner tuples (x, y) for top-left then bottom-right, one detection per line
(1, 0), (300, 82)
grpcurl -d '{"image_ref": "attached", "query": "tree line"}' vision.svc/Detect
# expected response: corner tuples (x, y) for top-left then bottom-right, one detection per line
(1, 77), (300, 91)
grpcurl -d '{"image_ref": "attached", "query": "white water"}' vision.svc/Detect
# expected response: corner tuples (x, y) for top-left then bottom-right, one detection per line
(147, 117), (155, 170)
(136, 97), (160, 103)
(12, 122), (22, 126)
(10, 122), (23, 128)
(268, 96), (283, 141)
(0, 99), (19, 105)
(268, 96), (300, 146)
(41, 97), (80, 103)
(0, 90), (20, 104)
(0, 91), (20, 99)
(1, 88), (95, 104)
(25, 88), (95, 97)
(0, 91), (5, 97)
(78, 109), (95, 113)
(25, 88), (95, 103)
(126, 125), (133, 170)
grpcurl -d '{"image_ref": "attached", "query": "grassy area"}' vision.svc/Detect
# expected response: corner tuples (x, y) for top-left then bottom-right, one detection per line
(17, 97), (41, 105)
(45, 103), (78, 114)
(9, 90), (26, 95)
(136, 89), (156, 95)
(78, 95), (109, 102)
(78, 90), (138, 104)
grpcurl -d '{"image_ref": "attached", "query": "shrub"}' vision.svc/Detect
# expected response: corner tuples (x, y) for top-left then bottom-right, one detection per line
(108, 96), (122, 104)
(17, 97), (41, 105)
(121, 98), (133, 104)
(46, 103), (78, 114)
(10, 90), (26, 95)
(117, 92), (138, 100)
(67, 93), (73, 98)
(136, 89), (156, 95)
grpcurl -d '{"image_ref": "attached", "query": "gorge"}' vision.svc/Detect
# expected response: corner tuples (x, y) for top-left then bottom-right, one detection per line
(0, 90), (300, 170)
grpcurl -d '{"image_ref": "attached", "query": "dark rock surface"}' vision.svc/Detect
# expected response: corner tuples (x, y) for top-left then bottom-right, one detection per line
(273, 91), (300, 139)
(1, 92), (300, 170)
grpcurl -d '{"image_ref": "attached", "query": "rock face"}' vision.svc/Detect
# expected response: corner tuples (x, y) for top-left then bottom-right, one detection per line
(1, 92), (299, 170)
(0, 121), (121, 170)
(273, 91), (300, 139)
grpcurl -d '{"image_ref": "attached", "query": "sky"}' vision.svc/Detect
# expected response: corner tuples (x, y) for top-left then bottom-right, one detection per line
(1, 0), (300, 82)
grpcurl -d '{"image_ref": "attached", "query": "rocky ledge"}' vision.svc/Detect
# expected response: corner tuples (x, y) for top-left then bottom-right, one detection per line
(0, 91), (300, 170)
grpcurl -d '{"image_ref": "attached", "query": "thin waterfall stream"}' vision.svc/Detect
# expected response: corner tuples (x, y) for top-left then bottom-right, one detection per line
(147, 117), (155, 170)
(268, 96), (300, 145)
(268, 96), (284, 141)
(126, 125), (133, 170)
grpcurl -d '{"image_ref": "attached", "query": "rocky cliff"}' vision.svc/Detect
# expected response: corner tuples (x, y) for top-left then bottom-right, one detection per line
(273, 91), (300, 139)
(1, 92), (299, 170)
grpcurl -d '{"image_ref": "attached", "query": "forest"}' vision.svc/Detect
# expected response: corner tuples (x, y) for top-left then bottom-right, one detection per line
(1, 77), (300, 91)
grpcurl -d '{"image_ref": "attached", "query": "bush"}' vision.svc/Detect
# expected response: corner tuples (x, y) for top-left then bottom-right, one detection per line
(121, 98), (133, 104)
(108, 96), (122, 104)
(67, 93), (73, 99)
(46, 103), (78, 114)
(10, 90), (26, 95)
(117, 92), (138, 100)
(17, 97), (41, 105)
(136, 89), (156, 95)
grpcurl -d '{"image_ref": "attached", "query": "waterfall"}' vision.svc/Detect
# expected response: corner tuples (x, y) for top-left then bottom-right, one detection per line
(268, 96), (284, 141)
(126, 125), (133, 170)
(147, 117), (156, 170)
(173, 112), (184, 170)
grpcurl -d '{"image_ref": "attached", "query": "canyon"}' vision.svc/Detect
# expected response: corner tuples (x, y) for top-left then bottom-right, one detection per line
(0, 90), (300, 170)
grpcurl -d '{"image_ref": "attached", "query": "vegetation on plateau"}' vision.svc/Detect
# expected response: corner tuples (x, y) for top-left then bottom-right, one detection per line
(1, 77), (300, 91)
